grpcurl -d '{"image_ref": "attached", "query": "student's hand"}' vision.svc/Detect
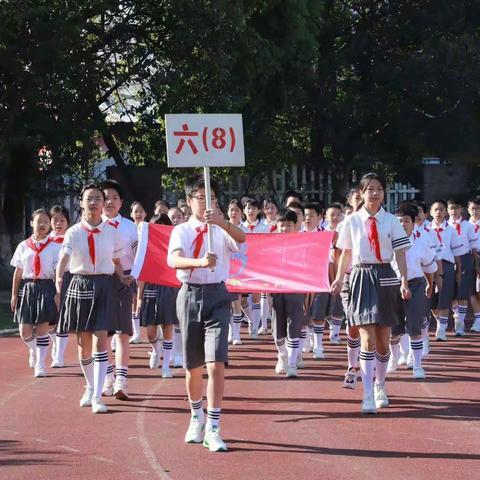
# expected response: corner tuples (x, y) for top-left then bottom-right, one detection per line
(425, 284), (434, 299)
(400, 284), (411, 300)
(120, 274), (134, 286)
(10, 295), (17, 312)
(330, 278), (343, 296)
(204, 208), (223, 226)
(199, 252), (217, 269)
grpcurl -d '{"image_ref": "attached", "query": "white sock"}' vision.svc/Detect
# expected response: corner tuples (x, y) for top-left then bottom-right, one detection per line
(410, 339), (423, 368)
(207, 407), (221, 429)
(474, 312), (480, 324)
(251, 303), (261, 331)
(399, 334), (410, 356)
(275, 338), (287, 357)
(299, 329), (307, 351)
(286, 337), (299, 367)
(173, 328), (183, 357)
(359, 350), (375, 394)
(22, 334), (36, 354)
(93, 351), (108, 399)
(374, 351), (390, 385)
(232, 314), (243, 339)
(457, 305), (467, 325)
(48, 329), (56, 360)
(35, 335), (49, 368)
(189, 398), (205, 421)
(80, 357), (94, 389)
(106, 362), (115, 381)
(132, 313), (141, 338)
(162, 340), (173, 369)
(347, 336), (360, 369)
(260, 294), (269, 329)
(421, 317), (429, 340)
(115, 365), (128, 382)
(55, 333), (69, 362)
(452, 304), (459, 316)
(329, 317), (343, 336)
(437, 315), (449, 331)
(390, 337), (401, 360)
(313, 324), (324, 348)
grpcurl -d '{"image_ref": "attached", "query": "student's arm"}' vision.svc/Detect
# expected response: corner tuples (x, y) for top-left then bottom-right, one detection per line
(394, 248), (411, 300)
(113, 258), (133, 285)
(55, 252), (70, 294)
(331, 249), (352, 295)
(424, 272), (434, 298)
(204, 209), (246, 244)
(11, 267), (23, 312)
(169, 249), (216, 270)
(434, 260), (443, 291)
(136, 280), (145, 315)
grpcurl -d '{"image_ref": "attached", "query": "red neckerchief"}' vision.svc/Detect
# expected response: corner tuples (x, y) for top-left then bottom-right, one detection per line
(269, 225), (278, 233)
(51, 235), (64, 244)
(26, 237), (52, 278)
(107, 219), (120, 229)
(189, 224), (208, 277)
(434, 227), (444, 245)
(452, 220), (461, 236)
(81, 225), (101, 267)
(368, 217), (382, 262)
(248, 224), (255, 232)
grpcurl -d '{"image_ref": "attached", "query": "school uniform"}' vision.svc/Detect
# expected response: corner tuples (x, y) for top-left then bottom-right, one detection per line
(10, 236), (61, 325)
(427, 220), (462, 309)
(167, 217), (239, 370)
(58, 219), (124, 333)
(102, 214), (138, 335)
(271, 293), (305, 341)
(392, 233), (437, 337)
(448, 218), (477, 300)
(241, 219), (270, 233)
(336, 206), (410, 327)
(140, 283), (178, 326)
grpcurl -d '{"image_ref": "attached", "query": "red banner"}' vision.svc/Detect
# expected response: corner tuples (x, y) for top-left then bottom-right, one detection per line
(132, 223), (333, 293)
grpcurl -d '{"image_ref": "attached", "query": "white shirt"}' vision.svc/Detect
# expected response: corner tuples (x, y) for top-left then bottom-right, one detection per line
(49, 232), (71, 272)
(102, 214), (138, 271)
(241, 219), (270, 233)
(62, 219), (125, 275)
(469, 218), (480, 250)
(337, 206), (410, 265)
(10, 236), (62, 279)
(259, 218), (277, 232)
(392, 233), (437, 280)
(427, 220), (462, 263)
(167, 217), (240, 284)
(448, 218), (477, 255)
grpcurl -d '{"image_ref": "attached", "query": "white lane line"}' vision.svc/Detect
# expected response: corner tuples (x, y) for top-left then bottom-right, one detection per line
(33, 438), (49, 444)
(0, 380), (37, 407)
(58, 445), (81, 453)
(92, 456), (115, 464)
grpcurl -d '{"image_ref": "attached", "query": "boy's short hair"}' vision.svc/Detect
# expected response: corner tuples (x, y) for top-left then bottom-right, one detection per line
(149, 213), (172, 225)
(447, 198), (463, 207)
(49, 205), (70, 224)
(431, 199), (447, 209)
(326, 202), (343, 212)
(283, 190), (303, 204)
(287, 201), (304, 215)
(155, 199), (170, 209)
(184, 173), (219, 198)
(276, 208), (298, 224)
(101, 179), (124, 199)
(80, 183), (105, 201)
(244, 198), (261, 209)
(412, 200), (428, 214)
(395, 204), (418, 223)
(304, 202), (322, 215)
(468, 196), (480, 206)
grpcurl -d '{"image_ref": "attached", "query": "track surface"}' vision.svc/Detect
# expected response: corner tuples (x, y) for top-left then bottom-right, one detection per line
(1, 324), (479, 480)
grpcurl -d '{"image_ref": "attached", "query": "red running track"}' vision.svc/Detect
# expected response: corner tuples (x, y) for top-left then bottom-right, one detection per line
(0, 327), (479, 480)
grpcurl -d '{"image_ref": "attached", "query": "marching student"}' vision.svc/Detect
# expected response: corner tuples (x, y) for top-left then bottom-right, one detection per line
(331, 173), (411, 414)
(227, 199), (246, 344)
(447, 198), (478, 335)
(130, 201), (147, 226)
(11, 209), (60, 377)
(428, 200), (462, 341)
(271, 209), (305, 377)
(467, 197), (480, 332)
(56, 184), (131, 413)
(137, 214), (178, 376)
(287, 201), (305, 232)
(389, 204), (437, 379)
(49, 205), (71, 368)
(168, 173), (245, 452)
(101, 180), (139, 400)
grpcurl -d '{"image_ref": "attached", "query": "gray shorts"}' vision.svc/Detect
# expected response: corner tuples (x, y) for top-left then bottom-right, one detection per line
(176, 282), (231, 369)
(393, 277), (426, 337)
(272, 293), (305, 340)
(111, 271), (133, 336)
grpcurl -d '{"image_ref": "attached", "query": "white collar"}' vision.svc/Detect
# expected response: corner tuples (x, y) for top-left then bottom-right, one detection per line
(359, 206), (386, 223)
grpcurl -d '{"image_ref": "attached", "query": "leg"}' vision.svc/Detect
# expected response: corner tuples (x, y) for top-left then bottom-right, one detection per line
(161, 324), (174, 376)
(114, 333), (130, 399)
(77, 332), (94, 407)
(147, 325), (161, 368)
(373, 325), (391, 409)
(312, 318), (325, 358)
(34, 322), (50, 376)
(471, 293), (480, 331)
(19, 323), (36, 368)
(231, 299), (243, 344)
(250, 292), (261, 336)
(358, 324), (376, 413)
(91, 330), (109, 412)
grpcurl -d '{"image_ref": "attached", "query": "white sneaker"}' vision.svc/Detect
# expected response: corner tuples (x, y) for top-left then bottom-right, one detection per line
(296, 353), (305, 369)
(232, 339), (242, 346)
(361, 390), (377, 414)
(413, 367), (426, 379)
(374, 382), (389, 408)
(329, 331), (341, 344)
(275, 354), (287, 374)
(313, 346), (325, 359)
(184, 416), (205, 443)
(91, 397), (108, 414)
(129, 334), (141, 344)
(162, 367), (173, 378)
(435, 328), (447, 341)
(387, 356), (398, 373)
(258, 326), (269, 335)
(470, 318), (480, 332)
(203, 425), (227, 452)
(79, 388), (94, 407)
(286, 366), (299, 378)
(28, 350), (36, 368)
(250, 329), (258, 339)
(149, 350), (160, 369)
(102, 373), (114, 396)
(343, 369), (358, 389)
(422, 337), (430, 358)
(113, 378), (129, 400)
(51, 359), (64, 368)
(34, 365), (46, 378)
(172, 354), (184, 367)
(406, 352), (414, 369)
(454, 319), (465, 336)
(302, 343), (311, 353)
(398, 352), (408, 365)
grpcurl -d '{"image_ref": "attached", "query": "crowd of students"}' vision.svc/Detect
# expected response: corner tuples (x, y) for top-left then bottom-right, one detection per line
(10, 173), (480, 452)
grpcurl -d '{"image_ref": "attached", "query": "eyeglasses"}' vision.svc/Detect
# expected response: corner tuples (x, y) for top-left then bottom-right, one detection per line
(191, 195), (217, 203)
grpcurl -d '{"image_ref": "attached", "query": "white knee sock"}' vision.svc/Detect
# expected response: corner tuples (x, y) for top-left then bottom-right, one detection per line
(36, 335), (49, 368)
(22, 334), (36, 354)
(275, 338), (287, 356)
(359, 350), (375, 394)
(374, 351), (390, 385)
(286, 337), (300, 367)
(55, 333), (69, 362)
(410, 339), (423, 368)
(251, 303), (261, 331)
(162, 340), (173, 369)
(390, 336), (401, 360)
(132, 313), (141, 338)
(260, 293), (269, 329)
(80, 356), (94, 389)
(399, 334), (410, 356)
(313, 324), (324, 348)
(457, 305), (467, 326)
(347, 336), (360, 369)
(93, 351), (108, 398)
(329, 317), (343, 336)
(173, 328), (183, 357)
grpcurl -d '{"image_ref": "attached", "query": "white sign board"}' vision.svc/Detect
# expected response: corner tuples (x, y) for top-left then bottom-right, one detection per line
(165, 114), (245, 168)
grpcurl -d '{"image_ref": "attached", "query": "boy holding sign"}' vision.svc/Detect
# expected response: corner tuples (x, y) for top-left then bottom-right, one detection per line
(167, 174), (245, 452)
